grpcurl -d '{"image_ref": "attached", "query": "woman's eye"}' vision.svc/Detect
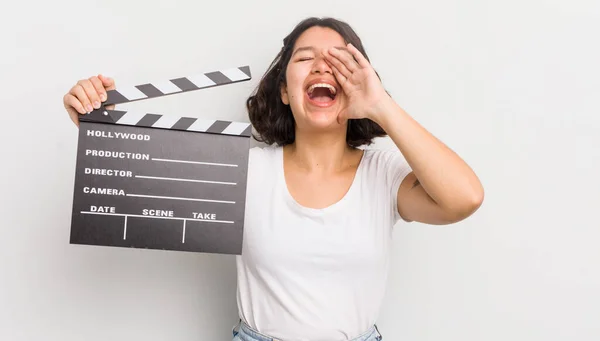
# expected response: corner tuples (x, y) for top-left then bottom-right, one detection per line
(298, 57), (313, 61)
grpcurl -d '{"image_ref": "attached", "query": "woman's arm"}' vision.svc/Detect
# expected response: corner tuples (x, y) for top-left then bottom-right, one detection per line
(322, 44), (483, 224)
(375, 99), (484, 224)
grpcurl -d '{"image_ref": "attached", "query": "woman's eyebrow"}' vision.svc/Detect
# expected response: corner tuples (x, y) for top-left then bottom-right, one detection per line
(291, 45), (348, 57)
(332, 46), (349, 51)
(292, 46), (315, 56)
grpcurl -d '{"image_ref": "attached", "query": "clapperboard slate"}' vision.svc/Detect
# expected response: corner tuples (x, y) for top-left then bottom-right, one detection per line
(70, 66), (252, 255)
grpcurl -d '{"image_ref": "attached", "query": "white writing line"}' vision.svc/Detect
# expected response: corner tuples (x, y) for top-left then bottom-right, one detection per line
(135, 175), (236, 186)
(81, 211), (234, 224)
(152, 158), (238, 167)
(126, 193), (235, 204)
(182, 220), (186, 243)
(123, 216), (128, 240)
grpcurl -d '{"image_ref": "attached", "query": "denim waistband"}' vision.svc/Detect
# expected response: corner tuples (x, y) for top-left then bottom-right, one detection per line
(232, 319), (382, 341)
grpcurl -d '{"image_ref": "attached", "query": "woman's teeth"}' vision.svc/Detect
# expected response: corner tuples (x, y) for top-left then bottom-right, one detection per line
(307, 83), (337, 96)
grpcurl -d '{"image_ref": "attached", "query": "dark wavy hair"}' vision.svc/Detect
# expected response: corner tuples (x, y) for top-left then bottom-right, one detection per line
(246, 17), (388, 148)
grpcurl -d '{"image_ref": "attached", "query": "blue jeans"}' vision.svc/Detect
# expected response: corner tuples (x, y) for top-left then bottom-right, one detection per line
(232, 319), (383, 341)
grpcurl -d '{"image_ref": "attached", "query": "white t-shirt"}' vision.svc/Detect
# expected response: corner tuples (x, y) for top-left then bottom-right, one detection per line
(236, 145), (413, 341)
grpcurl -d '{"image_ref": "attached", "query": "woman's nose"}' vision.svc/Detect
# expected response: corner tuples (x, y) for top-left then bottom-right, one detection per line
(312, 54), (332, 74)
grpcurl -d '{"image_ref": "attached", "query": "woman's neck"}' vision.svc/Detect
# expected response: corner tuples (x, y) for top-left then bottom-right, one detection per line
(284, 129), (359, 173)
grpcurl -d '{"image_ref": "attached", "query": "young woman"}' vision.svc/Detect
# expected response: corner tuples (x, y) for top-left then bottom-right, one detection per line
(63, 17), (484, 341)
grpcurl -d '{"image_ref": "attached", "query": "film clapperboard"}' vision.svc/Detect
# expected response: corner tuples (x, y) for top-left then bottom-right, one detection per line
(70, 66), (252, 255)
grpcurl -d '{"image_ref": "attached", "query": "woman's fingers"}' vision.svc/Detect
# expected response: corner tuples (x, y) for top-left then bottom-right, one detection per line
(98, 74), (115, 89)
(327, 47), (359, 74)
(63, 93), (84, 127)
(98, 74), (116, 110)
(328, 61), (347, 86)
(323, 50), (351, 80)
(69, 83), (93, 113)
(77, 79), (101, 110)
(346, 43), (370, 68)
(89, 76), (107, 103)
(98, 74), (116, 91)
(63, 74), (117, 127)
(63, 92), (86, 115)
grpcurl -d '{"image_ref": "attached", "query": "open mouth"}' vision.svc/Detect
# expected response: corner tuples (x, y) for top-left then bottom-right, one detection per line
(307, 83), (337, 103)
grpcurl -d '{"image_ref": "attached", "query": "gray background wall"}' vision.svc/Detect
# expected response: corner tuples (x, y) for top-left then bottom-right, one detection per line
(1, 0), (598, 340)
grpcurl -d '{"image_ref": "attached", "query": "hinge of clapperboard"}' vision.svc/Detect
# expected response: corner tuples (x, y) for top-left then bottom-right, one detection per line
(80, 66), (252, 137)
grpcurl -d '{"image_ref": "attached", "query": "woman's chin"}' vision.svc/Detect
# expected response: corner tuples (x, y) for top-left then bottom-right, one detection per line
(292, 99), (345, 130)
(303, 110), (342, 129)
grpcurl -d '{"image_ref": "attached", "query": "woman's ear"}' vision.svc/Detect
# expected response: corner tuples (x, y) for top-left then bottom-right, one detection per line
(280, 84), (289, 105)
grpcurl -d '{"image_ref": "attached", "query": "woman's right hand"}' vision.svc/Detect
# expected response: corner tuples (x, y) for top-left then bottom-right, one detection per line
(63, 74), (116, 127)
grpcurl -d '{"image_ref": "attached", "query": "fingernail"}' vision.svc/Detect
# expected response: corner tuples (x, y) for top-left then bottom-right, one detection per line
(86, 104), (93, 112)
(93, 101), (100, 109)
(100, 94), (106, 101)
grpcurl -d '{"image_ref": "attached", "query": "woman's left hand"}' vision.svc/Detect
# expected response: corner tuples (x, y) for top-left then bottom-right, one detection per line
(323, 43), (390, 124)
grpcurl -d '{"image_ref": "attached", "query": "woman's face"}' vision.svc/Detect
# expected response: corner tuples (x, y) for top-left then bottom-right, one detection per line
(281, 26), (348, 132)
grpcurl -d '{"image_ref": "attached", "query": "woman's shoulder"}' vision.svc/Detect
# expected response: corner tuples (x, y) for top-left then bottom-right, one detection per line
(249, 144), (281, 160)
(360, 147), (412, 191)
(245, 145), (281, 187)
(361, 147), (409, 169)
(247, 144), (281, 171)
(360, 147), (412, 184)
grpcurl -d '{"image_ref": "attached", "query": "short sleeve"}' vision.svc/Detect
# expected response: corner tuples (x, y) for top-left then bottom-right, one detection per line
(380, 149), (413, 223)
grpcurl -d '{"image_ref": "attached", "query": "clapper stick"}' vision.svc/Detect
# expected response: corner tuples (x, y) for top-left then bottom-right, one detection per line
(81, 65), (253, 136)
(71, 65), (253, 255)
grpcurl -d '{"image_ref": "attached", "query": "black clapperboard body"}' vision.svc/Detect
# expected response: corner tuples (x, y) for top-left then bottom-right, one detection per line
(70, 66), (252, 255)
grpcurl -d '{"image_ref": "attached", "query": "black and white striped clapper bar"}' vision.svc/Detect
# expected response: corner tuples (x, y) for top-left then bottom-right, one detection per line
(70, 66), (252, 255)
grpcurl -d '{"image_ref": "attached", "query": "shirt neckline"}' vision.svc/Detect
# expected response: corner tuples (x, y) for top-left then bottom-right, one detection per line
(277, 146), (367, 216)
